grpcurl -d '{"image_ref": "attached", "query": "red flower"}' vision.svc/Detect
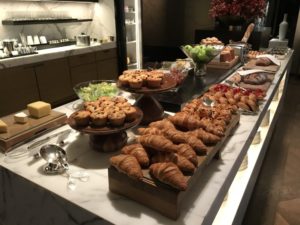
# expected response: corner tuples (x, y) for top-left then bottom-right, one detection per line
(209, 0), (266, 20)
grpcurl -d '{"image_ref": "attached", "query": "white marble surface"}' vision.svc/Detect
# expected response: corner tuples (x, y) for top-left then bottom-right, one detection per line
(0, 41), (116, 69)
(0, 54), (292, 225)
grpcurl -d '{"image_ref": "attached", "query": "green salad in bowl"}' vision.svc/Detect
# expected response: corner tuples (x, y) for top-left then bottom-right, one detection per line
(74, 80), (119, 102)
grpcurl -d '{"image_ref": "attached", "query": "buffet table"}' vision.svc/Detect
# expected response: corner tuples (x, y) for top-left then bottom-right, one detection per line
(0, 53), (293, 225)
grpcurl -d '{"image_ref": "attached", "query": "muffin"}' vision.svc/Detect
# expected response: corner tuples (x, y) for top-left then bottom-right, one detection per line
(115, 102), (131, 108)
(84, 101), (99, 109)
(108, 111), (126, 126)
(147, 76), (162, 88)
(73, 110), (90, 126)
(98, 96), (112, 104)
(112, 96), (127, 104)
(123, 106), (137, 121)
(118, 74), (130, 87)
(129, 78), (143, 89)
(85, 104), (99, 113)
(100, 100), (115, 108)
(90, 110), (108, 127)
(107, 106), (121, 114)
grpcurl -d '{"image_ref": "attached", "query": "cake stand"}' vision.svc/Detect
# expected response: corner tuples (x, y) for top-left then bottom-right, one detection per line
(67, 107), (143, 152)
(117, 75), (177, 125)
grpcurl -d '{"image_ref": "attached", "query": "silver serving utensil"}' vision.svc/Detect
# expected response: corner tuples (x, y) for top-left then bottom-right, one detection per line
(40, 144), (69, 174)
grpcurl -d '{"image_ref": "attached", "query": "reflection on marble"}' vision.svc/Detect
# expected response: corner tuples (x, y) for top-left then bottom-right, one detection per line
(0, 0), (115, 43)
(0, 55), (293, 225)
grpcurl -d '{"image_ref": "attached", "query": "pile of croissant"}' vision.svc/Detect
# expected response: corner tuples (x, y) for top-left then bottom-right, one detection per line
(110, 91), (238, 191)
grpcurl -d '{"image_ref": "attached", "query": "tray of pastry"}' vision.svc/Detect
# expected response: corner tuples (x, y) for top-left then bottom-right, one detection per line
(117, 69), (177, 93)
(67, 96), (143, 135)
(227, 70), (275, 92)
(108, 95), (240, 219)
(243, 56), (280, 73)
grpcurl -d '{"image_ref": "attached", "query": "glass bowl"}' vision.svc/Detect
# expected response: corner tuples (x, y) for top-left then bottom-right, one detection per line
(180, 44), (224, 76)
(73, 80), (119, 102)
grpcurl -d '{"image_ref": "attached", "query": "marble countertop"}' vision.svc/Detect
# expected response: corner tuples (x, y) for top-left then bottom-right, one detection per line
(0, 54), (292, 225)
(0, 42), (116, 70)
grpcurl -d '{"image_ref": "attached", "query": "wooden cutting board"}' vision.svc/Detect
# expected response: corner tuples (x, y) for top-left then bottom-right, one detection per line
(0, 110), (67, 152)
(108, 113), (240, 220)
(243, 59), (279, 72)
(207, 56), (239, 69)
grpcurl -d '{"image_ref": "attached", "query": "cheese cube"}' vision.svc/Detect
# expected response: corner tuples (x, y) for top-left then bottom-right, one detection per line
(0, 119), (8, 133)
(14, 112), (29, 124)
(27, 101), (51, 118)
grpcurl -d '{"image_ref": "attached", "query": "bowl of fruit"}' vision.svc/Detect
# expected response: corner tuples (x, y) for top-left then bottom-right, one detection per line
(181, 44), (223, 76)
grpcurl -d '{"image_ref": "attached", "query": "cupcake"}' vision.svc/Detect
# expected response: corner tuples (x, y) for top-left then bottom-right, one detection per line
(73, 110), (90, 126)
(90, 110), (108, 127)
(147, 76), (162, 88)
(129, 78), (143, 89)
(123, 106), (137, 121)
(108, 111), (126, 126)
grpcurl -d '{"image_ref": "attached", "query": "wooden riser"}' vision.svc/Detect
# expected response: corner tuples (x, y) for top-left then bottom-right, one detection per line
(108, 114), (240, 219)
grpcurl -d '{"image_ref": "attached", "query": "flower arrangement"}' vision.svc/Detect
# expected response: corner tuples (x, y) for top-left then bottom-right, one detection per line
(209, 0), (267, 20)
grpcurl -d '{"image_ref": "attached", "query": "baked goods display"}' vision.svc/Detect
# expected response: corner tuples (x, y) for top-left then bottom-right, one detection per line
(200, 37), (223, 45)
(204, 83), (265, 112)
(255, 57), (272, 66)
(118, 69), (166, 89)
(110, 86), (240, 191)
(70, 96), (139, 128)
(228, 71), (274, 92)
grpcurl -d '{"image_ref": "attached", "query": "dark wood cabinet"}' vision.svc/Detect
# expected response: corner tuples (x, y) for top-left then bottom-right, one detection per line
(35, 58), (73, 105)
(0, 66), (40, 117)
(97, 58), (118, 80)
(70, 63), (98, 86)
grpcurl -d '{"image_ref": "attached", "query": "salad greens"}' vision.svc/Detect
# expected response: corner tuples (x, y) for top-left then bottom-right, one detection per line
(77, 82), (118, 101)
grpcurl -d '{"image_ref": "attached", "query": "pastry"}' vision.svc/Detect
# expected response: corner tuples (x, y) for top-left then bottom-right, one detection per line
(149, 162), (188, 191)
(128, 78), (143, 89)
(123, 106), (137, 121)
(149, 119), (176, 130)
(110, 154), (143, 179)
(187, 128), (221, 145)
(73, 110), (90, 126)
(112, 96), (127, 104)
(138, 134), (178, 153)
(151, 153), (196, 173)
(121, 143), (149, 167)
(256, 57), (272, 66)
(118, 74), (130, 86)
(108, 111), (126, 126)
(90, 110), (108, 127)
(175, 143), (198, 167)
(242, 73), (268, 85)
(147, 76), (162, 88)
(138, 127), (164, 136)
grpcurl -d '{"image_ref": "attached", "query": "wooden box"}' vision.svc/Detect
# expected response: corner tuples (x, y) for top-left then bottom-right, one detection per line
(108, 114), (240, 219)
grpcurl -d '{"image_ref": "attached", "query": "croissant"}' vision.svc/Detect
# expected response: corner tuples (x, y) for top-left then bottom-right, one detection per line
(138, 134), (177, 153)
(110, 154), (143, 179)
(187, 128), (221, 145)
(121, 143), (149, 167)
(138, 127), (163, 136)
(169, 112), (224, 137)
(163, 129), (208, 154)
(149, 162), (188, 191)
(151, 153), (196, 173)
(149, 119), (175, 130)
(175, 143), (198, 167)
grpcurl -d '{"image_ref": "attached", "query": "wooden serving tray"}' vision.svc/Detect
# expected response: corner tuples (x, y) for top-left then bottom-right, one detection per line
(243, 59), (279, 72)
(207, 56), (239, 69)
(0, 110), (67, 152)
(108, 113), (240, 219)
